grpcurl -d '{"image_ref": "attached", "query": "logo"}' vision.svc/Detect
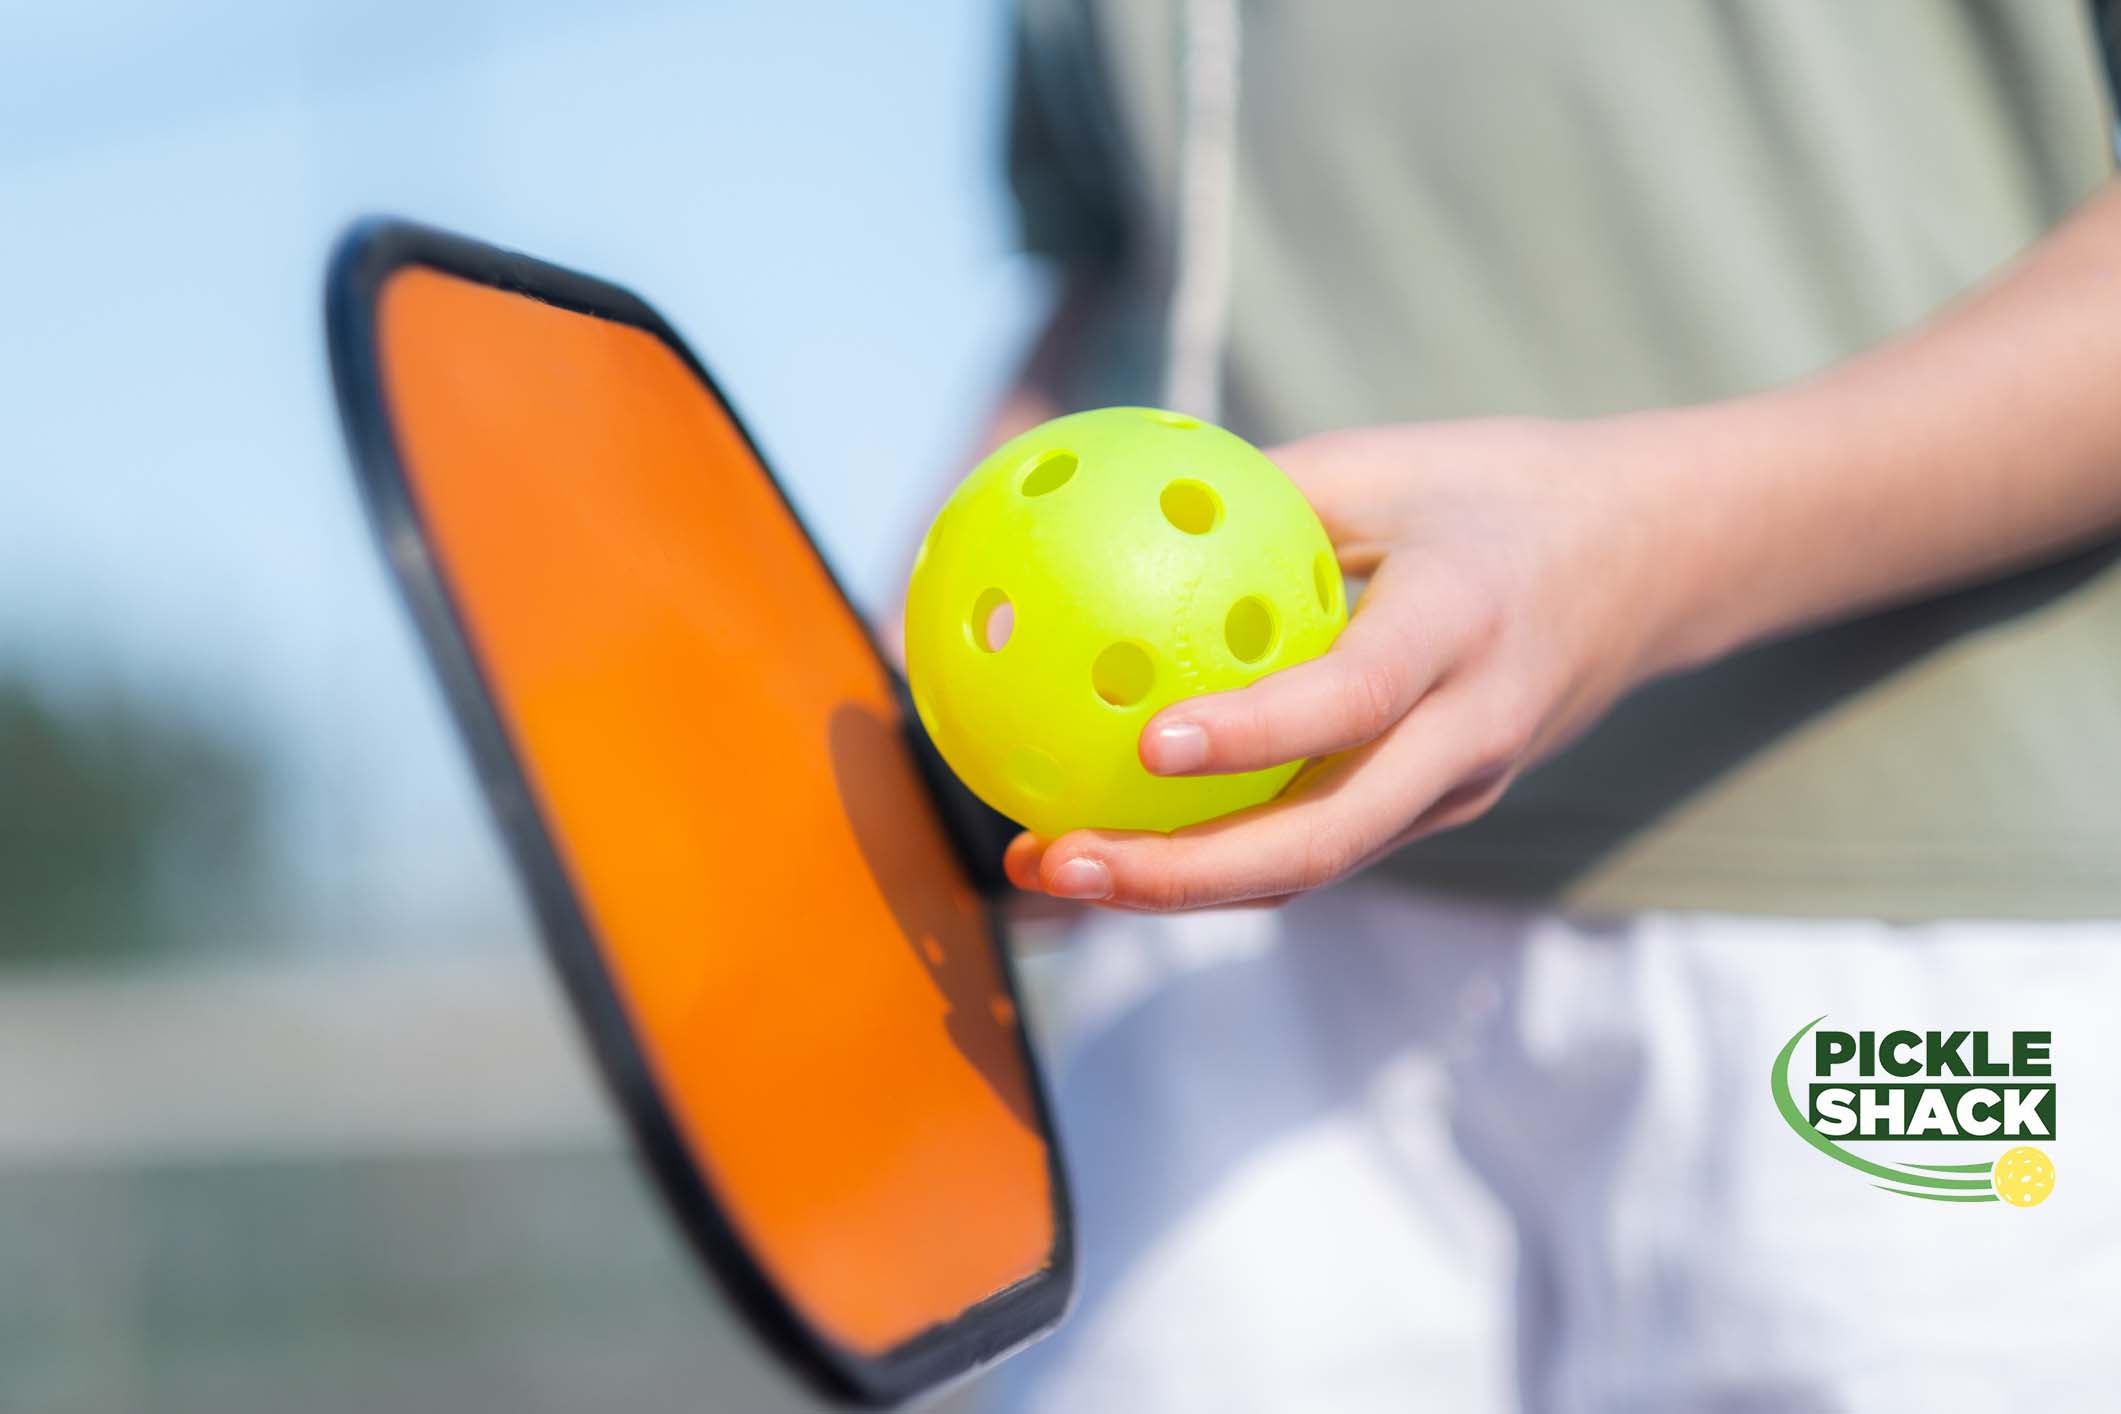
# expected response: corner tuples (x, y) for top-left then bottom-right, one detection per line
(1773, 1016), (2056, 1207)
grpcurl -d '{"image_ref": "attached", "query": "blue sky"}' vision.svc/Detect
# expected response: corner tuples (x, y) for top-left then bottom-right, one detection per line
(0, 0), (1047, 949)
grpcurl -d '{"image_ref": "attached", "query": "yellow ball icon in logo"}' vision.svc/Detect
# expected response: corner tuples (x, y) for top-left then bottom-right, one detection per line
(904, 408), (1346, 839)
(1991, 1145), (2055, 1207)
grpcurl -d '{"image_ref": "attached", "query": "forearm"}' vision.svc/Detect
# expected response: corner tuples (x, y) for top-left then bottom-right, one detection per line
(1637, 177), (2121, 674)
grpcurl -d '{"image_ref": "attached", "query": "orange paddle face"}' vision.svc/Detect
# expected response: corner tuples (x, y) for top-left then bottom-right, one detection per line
(334, 230), (1065, 1401)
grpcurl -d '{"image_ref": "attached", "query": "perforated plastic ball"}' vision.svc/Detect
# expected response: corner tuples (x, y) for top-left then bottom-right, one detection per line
(904, 407), (1347, 838)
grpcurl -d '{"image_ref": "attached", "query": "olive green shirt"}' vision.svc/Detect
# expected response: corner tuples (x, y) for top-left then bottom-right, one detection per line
(1010, 0), (2121, 919)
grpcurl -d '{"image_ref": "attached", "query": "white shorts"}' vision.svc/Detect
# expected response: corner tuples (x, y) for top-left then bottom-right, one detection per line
(989, 884), (2121, 1413)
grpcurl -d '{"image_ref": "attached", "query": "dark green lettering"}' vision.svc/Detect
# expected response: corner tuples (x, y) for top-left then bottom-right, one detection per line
(1926, 1030), (1970, 1076)
(1815, 1030), (1857, 1074)
(1881, 1030), (1923, 1078)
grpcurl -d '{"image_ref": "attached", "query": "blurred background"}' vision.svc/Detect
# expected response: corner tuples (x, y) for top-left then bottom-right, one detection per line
(0, 1), (1046, 1408)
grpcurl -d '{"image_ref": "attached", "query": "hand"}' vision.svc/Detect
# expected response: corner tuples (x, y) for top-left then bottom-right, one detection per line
(1002, 182), (2121, 910)
(1006, 415), (1702, 910)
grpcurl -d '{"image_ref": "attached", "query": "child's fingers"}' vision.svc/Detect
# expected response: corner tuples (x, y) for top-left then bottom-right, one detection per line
(1046, 695), (1479, 910)
(1003, 831), (1046, 892)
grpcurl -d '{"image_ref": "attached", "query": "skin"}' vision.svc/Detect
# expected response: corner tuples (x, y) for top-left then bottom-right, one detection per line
(986, 178), (2121, 912)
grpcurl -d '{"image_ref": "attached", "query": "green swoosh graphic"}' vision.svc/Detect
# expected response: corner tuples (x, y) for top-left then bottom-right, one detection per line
(1872, 1186), (1999, 1203)
(1773, 1017), (1996, 1194)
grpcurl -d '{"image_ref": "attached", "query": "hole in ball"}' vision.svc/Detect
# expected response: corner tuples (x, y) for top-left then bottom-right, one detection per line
(969, 588), (1014, 652)
(1160, 479), (1222, 535)
(1148, 409), (1202, 429)
(1225, 595), (1278, 664)
(1313, 550), (1340, 615)
(1091, 641), (1156, 708)
(1019, 449), (1077, 497)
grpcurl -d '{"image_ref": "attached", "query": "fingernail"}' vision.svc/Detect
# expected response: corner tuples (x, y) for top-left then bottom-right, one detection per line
(1048, 857), (1112, 900)
(1147, 721), (1209, 774)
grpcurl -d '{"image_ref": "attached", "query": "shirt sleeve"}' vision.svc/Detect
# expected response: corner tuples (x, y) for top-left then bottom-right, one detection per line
(1005, 0), (1131, 269)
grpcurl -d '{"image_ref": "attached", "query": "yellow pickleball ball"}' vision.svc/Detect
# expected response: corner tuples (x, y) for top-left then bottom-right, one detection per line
(904, 407), (1347, 838)
(1991, 1145), (2055, 1207)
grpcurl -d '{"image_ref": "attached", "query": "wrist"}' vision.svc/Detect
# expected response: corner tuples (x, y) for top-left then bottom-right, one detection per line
(1580, 395), (1816, 683)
